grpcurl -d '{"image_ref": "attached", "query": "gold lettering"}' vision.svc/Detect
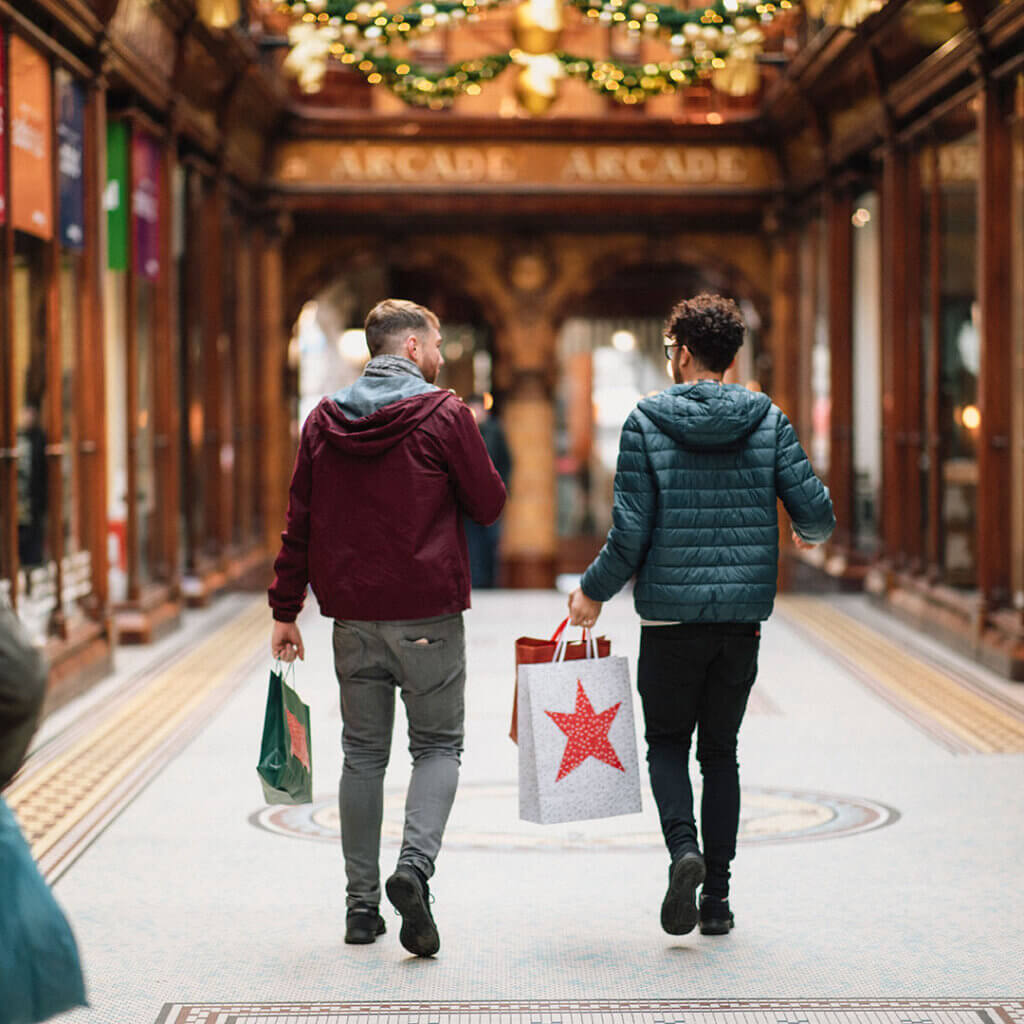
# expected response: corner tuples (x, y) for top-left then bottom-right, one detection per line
(595, 148), (626, 181)
(430, 147), (457, 181)
(685, 149), (716, 183)
(661, 150), (688, 182)
(395, 149), (428, 180)
(625, 147), (656, 181)
(335, 148), (365, 182)
(717, 147), (748, 184)
(454, 148), (486, 181)
(486, 147), (518, 183)
(364, 147), (395, 181)
(562, 148), (595, 182)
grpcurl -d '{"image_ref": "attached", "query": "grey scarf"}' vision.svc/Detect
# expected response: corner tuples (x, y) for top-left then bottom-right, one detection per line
(363, 355), (424, 381)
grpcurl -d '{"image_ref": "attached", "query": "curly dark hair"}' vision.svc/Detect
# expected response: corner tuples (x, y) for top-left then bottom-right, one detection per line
(664, 293), (746, 374)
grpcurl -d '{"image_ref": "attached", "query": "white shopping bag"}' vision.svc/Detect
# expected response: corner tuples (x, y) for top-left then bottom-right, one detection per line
(517, 633), (642, 825)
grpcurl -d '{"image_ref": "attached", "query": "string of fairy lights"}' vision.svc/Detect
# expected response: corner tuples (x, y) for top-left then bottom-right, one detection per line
(277, 0), (888, 109)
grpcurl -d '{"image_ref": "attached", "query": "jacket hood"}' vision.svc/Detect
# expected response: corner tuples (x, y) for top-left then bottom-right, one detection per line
(311, 380), (452, 457)
(637, 381), (772, 451)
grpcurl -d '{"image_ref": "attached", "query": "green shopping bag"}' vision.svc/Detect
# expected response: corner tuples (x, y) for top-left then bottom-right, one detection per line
(257, 663), (313, 805)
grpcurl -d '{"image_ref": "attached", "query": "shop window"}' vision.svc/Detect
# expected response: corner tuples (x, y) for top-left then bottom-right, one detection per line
(135, 278), (158, 585)
(798, 215), (829, 473)
(812, 219), (831, 475)
(104, 268), (129, 603)
(920, 127), (980, 589)
(12, 235), (50, 603)
(851, 191), (882, 555)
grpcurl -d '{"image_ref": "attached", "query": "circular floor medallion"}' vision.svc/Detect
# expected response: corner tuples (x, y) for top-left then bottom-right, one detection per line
(249, 783), (898, 850)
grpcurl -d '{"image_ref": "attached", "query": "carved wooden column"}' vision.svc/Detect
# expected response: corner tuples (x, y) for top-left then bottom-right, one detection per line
(257, 217), (293, 555)
(826, 188), (854, 553)
(496, 315), (559, 589)
(201, 173), (227, 567)
(880, 144), (910, 569)
(79, 70), (110, 615)
(769, 218), (800, 589)
(152, 128), (180, 592)
(977, 81), (1014, 610)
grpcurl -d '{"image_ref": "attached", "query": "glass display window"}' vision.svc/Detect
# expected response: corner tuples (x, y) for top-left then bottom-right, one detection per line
(851, 191), (882, 555)
(919, 116), (980, 589)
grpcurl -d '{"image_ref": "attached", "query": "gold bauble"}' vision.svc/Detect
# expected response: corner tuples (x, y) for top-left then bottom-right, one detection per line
(712, 49), (761, 97)
(197, 0), (241, 28)
(514, 0), (564, 54)
(516, 71), (556, 113)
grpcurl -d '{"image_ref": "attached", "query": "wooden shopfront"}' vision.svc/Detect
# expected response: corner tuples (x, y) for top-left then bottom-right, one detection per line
(765, 3), (1024, 678)
(1, 0), (292, 700)
(1, 20), (112, 699)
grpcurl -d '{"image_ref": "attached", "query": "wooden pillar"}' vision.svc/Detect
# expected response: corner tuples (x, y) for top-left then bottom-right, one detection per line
(769, 224), (801, 428)
(925, 144), (944, 578)
(770, 223), (800, 588)
(976, 81), (1014, 608)
(0, 29), (17, 603)
(880, 145), (910, 568)
(44, 63), (65, 635)
(826, 189), (854, 552)
(123, 120), (140, 601)
(902, 152), (926, 570)
(258, 220), (292, 555)
(201, 175), (226, 565)
(79, 72), (109, 613)
(496, 317), (557, 588)
(153, 133), (180, 589)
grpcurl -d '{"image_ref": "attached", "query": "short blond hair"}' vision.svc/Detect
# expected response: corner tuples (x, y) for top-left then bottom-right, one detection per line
(364, 299), (439, 357)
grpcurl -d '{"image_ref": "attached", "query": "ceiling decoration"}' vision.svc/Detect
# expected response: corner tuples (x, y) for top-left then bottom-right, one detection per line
(275, 0), (904, 111)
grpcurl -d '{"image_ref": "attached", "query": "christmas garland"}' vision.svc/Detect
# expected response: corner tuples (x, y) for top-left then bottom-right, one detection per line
(278, 0), (902, 108)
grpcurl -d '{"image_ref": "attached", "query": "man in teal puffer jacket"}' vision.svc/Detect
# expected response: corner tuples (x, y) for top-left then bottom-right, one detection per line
(569, 293), (835, 939)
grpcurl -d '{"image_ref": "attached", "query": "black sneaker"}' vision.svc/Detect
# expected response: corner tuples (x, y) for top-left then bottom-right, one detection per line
(344, 907), (386, 945)
(385, 866), (440, 957)
(699, 895), (735, 935)
(660, 851), (706, 935)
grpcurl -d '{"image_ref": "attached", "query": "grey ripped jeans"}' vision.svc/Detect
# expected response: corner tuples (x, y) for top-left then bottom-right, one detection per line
(332, 613), (465, 910)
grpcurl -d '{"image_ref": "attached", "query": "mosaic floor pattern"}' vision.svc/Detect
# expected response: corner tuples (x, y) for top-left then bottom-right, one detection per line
(250, 783), (899, 849)
(155, 1000), (1024, 1024)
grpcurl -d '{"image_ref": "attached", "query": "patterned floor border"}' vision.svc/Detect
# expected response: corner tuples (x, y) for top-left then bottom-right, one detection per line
(6, 600), (268, 883)
(155, 999), (1024, 1024)
(776, 597), (1024, 755)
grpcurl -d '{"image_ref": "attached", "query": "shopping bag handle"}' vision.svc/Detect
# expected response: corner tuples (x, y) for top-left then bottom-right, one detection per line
(553, 621), (600, 662)
(274, 659), (297, 685)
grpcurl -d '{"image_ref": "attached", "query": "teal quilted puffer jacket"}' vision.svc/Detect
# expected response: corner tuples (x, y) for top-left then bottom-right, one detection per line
(580, 381), (835, 623)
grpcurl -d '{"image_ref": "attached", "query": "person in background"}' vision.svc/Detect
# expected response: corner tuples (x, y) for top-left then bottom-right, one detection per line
(568, 293), (835, 940)
(268, 299), (506, 957)
(464, 394), (512, 589)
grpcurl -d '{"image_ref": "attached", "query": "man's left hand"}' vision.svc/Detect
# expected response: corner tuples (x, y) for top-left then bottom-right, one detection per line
(569, 588), (603, 628)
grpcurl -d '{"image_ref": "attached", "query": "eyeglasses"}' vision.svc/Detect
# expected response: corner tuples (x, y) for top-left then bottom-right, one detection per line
(664, 342), (680, 361)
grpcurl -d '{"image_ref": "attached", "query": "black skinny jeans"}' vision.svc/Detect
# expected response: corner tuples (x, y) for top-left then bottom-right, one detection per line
(637, 622), (760, 899)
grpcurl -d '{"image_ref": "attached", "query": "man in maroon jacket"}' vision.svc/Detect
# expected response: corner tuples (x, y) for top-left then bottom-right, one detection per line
(269, 299), (506, 957)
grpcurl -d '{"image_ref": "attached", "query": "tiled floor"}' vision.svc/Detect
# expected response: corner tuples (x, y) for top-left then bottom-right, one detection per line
(20, 590), (1024, 1022)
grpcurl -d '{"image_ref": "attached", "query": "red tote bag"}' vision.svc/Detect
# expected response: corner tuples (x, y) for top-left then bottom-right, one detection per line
(510, 617), (611, 743)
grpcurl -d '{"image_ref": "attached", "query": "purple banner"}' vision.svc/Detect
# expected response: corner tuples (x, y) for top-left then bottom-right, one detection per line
(57, 71), (85, 249)
(131, 129), (160, 279)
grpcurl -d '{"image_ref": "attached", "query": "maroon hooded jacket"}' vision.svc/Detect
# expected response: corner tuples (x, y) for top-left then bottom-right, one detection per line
(269, 388), (507, 623)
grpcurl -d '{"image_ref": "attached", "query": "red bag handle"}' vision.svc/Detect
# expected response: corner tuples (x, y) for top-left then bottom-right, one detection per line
(550, 617), (571, 643)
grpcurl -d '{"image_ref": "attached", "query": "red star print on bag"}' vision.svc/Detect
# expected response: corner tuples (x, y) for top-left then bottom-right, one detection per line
(285, 708), (310, 770)
(546, 680), (625, 781)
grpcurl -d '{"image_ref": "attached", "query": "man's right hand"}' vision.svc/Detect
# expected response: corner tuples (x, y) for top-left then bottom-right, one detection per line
(272, 620), (305, 662)
(791, 530), (816, 551)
